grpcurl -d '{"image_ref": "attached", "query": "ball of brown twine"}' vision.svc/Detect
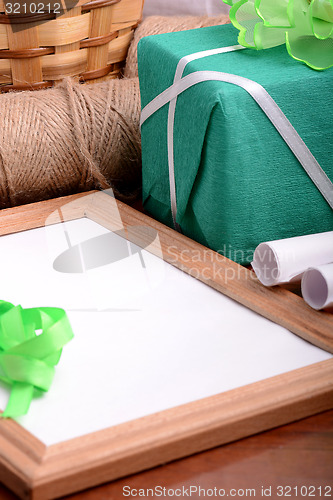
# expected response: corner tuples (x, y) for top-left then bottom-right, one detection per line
(0, 77), (141, 209)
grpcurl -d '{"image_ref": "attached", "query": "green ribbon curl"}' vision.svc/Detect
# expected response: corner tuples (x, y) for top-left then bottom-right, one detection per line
(222, 0), (333, 70)
(0, 301), (74, 418)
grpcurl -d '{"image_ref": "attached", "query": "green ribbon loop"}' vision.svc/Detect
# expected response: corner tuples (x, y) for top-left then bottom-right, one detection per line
(222, 0), (333, 69)
(0, 301), (74, 418)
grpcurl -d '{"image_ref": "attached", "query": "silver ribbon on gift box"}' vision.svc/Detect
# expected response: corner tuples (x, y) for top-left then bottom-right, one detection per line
(141, 45), (333, 229)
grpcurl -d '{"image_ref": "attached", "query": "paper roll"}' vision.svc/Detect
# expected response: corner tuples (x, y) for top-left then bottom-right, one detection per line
(301, 263), (333, 310)
(252, 231), (333, 286)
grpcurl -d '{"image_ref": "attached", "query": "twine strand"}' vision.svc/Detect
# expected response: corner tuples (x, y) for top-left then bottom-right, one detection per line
(0, 77), (142, 208)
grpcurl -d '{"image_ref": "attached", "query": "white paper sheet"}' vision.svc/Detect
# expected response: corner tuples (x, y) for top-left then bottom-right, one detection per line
(302, 263), (333, 310)
(252, 231), (333, 286)
(0, 218), (331, 446)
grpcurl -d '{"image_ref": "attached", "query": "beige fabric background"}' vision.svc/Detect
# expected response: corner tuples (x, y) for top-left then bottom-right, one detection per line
(143, 0), (230, 17)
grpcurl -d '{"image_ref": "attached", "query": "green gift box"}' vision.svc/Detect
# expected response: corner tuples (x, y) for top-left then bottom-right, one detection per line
(138, 24), (333, 265)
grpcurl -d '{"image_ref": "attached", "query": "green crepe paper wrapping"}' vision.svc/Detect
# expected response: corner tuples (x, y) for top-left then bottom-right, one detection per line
(138, 24), (333, 265)
(223, 0), (333, 70)
(0, 301), (74, 418)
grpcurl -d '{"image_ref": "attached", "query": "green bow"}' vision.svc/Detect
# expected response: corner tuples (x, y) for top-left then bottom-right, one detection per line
(222, 0), (333, 69)
(0, 301), (74, 418)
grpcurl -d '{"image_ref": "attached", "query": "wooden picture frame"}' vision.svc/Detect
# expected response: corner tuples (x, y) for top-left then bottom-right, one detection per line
(0, 191), (332, 500)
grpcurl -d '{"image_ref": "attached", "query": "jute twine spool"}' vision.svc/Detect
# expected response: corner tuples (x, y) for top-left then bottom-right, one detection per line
(0, 77), (141, 209)
(0, 15), (230, 209)
(124, 15), (231, 78)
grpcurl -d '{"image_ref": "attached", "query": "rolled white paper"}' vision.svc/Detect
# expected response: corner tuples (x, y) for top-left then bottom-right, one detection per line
(301, 263), (333, 310)
(252, 231), (333, 286)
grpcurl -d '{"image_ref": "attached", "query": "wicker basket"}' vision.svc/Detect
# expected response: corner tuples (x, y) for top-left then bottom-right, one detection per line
(0, 0), (144, 91)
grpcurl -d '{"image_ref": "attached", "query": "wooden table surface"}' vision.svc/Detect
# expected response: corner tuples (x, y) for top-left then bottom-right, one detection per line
(1, 410), (332, 499)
